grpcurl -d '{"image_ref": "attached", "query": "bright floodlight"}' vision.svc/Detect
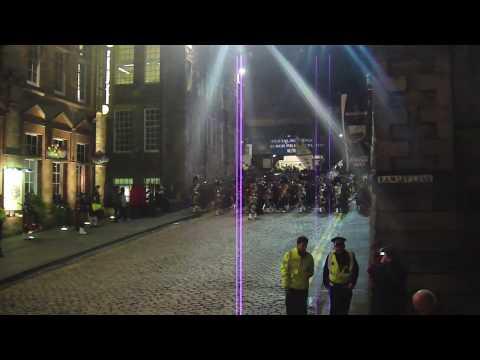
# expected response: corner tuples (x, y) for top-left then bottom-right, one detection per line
(61, 226), (68, 231)
(239, 67), (246, 76)
(339, 133), (344, 138)
(102, 104), (109, 115)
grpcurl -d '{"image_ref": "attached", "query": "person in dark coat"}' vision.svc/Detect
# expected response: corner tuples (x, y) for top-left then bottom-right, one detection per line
(0, 202), (5, 257)
(368, 246), (407, 315)
(111, 186), (121, 222)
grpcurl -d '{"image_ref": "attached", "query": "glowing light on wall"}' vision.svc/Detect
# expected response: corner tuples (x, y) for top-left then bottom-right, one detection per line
(102, 104), (109, 115)
(105, 47), (112, 105)
(4, 168), (23, 211)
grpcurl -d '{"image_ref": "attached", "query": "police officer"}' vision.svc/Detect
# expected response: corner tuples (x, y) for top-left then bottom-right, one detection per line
(280, 236), (315, 315)
(323, 237), (359, 315)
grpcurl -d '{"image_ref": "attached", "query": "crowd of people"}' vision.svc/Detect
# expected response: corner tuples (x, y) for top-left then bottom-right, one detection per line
(19, 182), (173, 238)
(193, 162), (372, 219)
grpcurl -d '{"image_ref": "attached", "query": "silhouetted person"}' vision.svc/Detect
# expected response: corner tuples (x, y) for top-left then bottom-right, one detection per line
(368, 247), (407, 315)
(412, 289), (438, 315)
(119, 187), (128, 221)
(0, 202), (5, 257)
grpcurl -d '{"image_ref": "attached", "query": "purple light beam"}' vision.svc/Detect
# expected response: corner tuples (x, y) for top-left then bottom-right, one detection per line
(235, 54), (245, 315)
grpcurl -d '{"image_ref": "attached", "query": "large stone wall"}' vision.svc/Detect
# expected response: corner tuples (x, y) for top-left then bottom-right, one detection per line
(370, 45), (469, 313)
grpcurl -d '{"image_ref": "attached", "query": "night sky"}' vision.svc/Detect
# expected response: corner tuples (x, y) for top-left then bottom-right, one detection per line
(245, 45), (369, 121)
(244, 45), (370, 144)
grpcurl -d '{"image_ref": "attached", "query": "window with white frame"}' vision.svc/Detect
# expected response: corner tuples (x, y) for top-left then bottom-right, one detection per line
(77, 143), (89, 163)
(52, 162), (63, 197)
(114, 111), (133, 152)
(52, 138), (67, 155)
(24, 134), (42, 157)
(115, 45), (134, 85)
(54, 51), (66, 94)
(77, 62), (87, 102)
(76, 164), (86, 194)
(114, 178), (133, 202)
(144, 108), (161, 152)
(145, 177), (161, 197)
(145, 46), (160, 83)
(24, 160), (38, 196)
(27, 45), (41, 86)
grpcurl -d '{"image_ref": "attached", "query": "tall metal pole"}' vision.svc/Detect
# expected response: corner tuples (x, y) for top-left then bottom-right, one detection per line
(327, 52), (333, 214)
(341, 94), (349, 172)
(314, 55), (319, 209)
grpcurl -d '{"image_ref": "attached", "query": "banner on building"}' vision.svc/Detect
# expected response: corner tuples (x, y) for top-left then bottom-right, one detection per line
(342, 93), (372, 172)
(270, 136), (325, 156)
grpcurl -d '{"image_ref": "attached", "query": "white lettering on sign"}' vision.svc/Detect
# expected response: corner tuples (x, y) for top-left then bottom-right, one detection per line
(377, 175), (433, 184)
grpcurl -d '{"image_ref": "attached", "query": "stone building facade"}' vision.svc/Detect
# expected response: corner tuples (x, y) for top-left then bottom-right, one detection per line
(0, 45), (105, 219)
(370, 45), (480, 314)
(106, 45), (235, 203)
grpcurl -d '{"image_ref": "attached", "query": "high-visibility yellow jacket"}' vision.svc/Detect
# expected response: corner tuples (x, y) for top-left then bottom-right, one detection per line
(280, 248), (314, 290)
(328, 250), (354, 285)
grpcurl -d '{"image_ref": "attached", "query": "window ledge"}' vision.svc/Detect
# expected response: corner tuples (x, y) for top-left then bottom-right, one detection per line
(26, 81), (40, 88)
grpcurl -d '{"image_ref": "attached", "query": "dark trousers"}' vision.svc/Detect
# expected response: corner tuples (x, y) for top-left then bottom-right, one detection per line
(286, 288), (308, 315)
(113, 205), (120, 221)
(119, 206), (127, 221)
(328, 285), (353, 315)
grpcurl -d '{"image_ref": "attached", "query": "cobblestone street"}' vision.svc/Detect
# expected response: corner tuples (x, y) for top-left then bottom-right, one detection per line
(0, 210), (369, 315)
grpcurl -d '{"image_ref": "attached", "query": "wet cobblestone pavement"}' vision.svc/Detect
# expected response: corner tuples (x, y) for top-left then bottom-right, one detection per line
(0, 210), (369, 315)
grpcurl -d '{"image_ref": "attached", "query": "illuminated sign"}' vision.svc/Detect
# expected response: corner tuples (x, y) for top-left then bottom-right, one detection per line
(270, 136), (325, 156)
(377, 174), (433, 184)
(4, 168), (23, 211)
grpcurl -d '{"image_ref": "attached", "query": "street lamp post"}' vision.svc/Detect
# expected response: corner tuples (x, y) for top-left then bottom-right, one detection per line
(341, 93), (349, 172)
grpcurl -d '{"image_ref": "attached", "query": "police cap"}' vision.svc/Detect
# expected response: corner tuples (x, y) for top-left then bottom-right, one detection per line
(331, 236), (347, 244)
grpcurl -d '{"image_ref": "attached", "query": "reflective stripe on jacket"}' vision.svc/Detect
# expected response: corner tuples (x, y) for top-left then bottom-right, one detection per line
(280, 248), (314, 290)
(328, 250), (354, 285)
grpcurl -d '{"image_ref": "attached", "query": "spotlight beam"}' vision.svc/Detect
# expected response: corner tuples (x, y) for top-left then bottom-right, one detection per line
(265, 45), (343, 136)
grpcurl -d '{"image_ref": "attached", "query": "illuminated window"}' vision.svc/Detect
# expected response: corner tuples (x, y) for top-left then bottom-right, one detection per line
(144, 108), (161, 152)
(115, 45), (134, 85)
(76, 164), (86, 194)
(145, 177), (161, 195)
(114, 111), (133, 152)
(114, 178), (133, 202)
(27, 45), (41, 86)
(77, 143), (89, 163)
(77, 62), (87, 102)
(24, 134), (42, 157)
(52, 138), (67, 154)
(24, 160), (38, 196)
(52, 162), (63, 198)
(54, 51), (66, 94)
(145, 46), (160, 83)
